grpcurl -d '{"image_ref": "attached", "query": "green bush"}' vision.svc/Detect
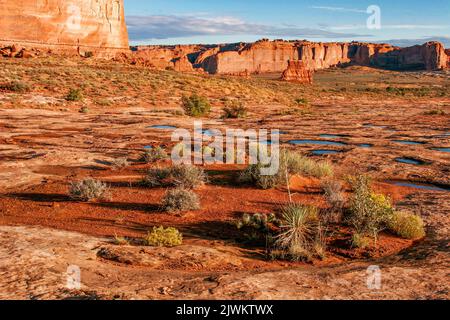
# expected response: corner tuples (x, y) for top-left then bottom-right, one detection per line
(161, 188), (200, 213)
(351, 233), (371, 249)
(294, 97), (309, 105)
(79, 106), (89, 114)
(144, 226), (183, 247)
(388, 211), (426, 239)
(275, 204), (324, 261)
(140, 146), (168, 163)
(69, 179), (111, 202)
(66, 88), (83, 101)
(347, 175), (394, 240)
(222, 100), (248, 119)
(181, 93), (211, 117)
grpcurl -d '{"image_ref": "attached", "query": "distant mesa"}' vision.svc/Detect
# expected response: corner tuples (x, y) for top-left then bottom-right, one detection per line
(0, 2), (448, 78)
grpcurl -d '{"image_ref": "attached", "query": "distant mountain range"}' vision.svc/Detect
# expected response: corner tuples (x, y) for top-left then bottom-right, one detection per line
(379, 37), (450, 48)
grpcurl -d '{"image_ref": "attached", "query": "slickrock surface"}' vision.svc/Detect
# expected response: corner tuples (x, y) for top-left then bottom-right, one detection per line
(0, 0), (128, 56)
(0, 219), (448, 300)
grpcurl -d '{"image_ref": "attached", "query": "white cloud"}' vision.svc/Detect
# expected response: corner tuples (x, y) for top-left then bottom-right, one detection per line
(126, 14), (370, 41)
(309, 6), (366, 14)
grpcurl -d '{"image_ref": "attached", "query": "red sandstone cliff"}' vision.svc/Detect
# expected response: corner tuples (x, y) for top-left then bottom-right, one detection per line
(133, 39), (447, 75)
(0, 0), (129, 56)
(445, 49), (450, 68)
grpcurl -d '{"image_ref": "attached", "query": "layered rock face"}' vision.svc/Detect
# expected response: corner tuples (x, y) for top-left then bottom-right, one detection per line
(370, 42), (448, 70)
(281, 60), (313, 84)
(0, 0), (129, 56)
(445, 49), (450, 68)
(134, 39), (448, 75)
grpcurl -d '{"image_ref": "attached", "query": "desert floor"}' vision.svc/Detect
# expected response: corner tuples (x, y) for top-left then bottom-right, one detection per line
(0, 57), (448, 299)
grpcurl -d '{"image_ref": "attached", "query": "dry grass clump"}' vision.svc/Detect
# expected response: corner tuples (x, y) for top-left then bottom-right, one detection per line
(144, 226), (183, 247)
(239, 149), (334, 189)
(161, 188), (200, 213)
(0, 81), (30, 93)
(113, 234), (130, 246)
(282, 150), (333, 178)
(140, 146), (168, 163)
(388, 211), (426, 240)
(110, 157), (129, 171)
(181, 93), (211, 117)
(69, 179), (111, 202)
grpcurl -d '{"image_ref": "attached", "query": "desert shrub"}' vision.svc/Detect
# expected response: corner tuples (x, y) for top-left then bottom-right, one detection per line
(222, 100), (248, 119)
(274, 204), (324, 261)
(181, 93), (211, 117)
(294, 97), (309, 105)
(161, 188), (200, 213)
(140, 146), (168, 163)
(84, 51), (94, 58)
(321, 179), (345, 223)
(141, 167), (170, 187)
(351, 233), (371, 249)
(66, 88), (83, 101)
(347, 175), (394, 240)
(238, 163), (280, 189)
(111, 157), (129, 171)
(169, 164), (206, 189)
(322, 179), (345, 210)
(388, 211), (426, 239)
(144, 226), (183, 247)
(0, 81), (30, 93)
(79, 106), (89, 113)
(69, 179), (111, 202)
(423, 109), (446, 116)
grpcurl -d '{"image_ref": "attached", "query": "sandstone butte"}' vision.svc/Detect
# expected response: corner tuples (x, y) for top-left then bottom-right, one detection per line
(0, 0), (129, 57)
(280, 60), (314, 84)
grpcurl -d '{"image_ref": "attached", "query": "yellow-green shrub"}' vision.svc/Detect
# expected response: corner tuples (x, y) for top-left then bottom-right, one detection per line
(144, 226), (183, 247)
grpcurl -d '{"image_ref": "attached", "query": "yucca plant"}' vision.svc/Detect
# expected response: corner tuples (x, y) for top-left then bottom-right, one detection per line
(275, 204), (321, 261)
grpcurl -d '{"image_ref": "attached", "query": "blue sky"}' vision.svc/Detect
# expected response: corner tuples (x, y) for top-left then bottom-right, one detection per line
(124, 0), (450, 46)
